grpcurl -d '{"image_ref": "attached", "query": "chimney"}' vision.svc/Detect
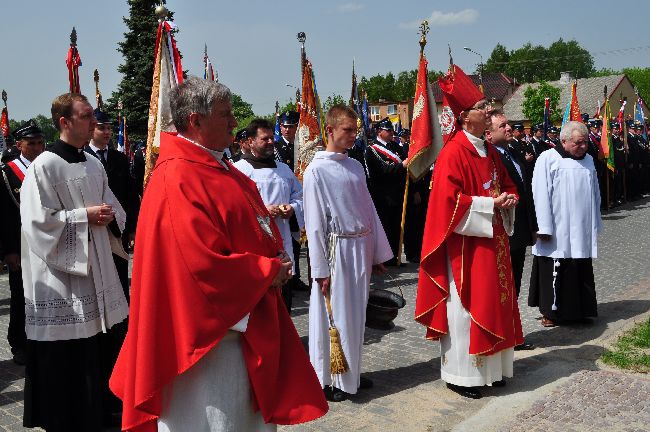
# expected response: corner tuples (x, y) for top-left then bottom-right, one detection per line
(559, 72), (572, 84)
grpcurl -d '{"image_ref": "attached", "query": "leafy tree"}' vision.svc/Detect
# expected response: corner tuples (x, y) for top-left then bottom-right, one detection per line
(358, 69), (443, 102)
(484, 43), (510, 74)
(485, 39), (594, 83)
(522, 81), (561, 125)
(8, 115), (59, 144)
(107, 0), (171, 141)
(231, 94), (254, 124)
(622, 67), (650, 106)
(322, 94), (345, 113)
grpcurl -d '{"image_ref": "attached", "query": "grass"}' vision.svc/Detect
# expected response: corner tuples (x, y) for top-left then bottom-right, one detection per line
(601, 317), (650, 373)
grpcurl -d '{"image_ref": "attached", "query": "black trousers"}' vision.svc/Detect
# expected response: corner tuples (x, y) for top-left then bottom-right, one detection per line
(8, 269), (26, 354)
(509, 247), (526, 299)
(113, 254), (130, 303)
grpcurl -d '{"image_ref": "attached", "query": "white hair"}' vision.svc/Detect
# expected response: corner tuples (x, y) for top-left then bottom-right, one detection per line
(560, 121), (588, 142)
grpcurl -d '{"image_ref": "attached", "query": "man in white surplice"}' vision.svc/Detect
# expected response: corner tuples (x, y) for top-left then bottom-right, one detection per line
(20, 93), (128, 431)
(234, 118), (304, 312)
(528, 121), (602, 327)
(304, 105), (393, 403)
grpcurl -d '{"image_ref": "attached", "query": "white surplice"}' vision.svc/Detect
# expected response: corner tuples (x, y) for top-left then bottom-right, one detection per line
(20, 151), (129, 341)
(233, 159), (304, 271)
(531, 149), (602, 259)
(440, 132), (516, 387)
(304, 151), (393, 394)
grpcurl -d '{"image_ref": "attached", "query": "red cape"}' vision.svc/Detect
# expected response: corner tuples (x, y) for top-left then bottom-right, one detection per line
(415, 131), (524, 355)
(110, 133), (328, 431)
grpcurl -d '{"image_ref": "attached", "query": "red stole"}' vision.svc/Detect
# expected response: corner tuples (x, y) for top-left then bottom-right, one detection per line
(415, 131), (523, 355)
(110, 133), (328, 432)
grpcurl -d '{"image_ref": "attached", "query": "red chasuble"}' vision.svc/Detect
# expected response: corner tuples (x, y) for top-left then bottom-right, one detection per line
(415, 131), (524, 356)
(110, 133), (328, 432)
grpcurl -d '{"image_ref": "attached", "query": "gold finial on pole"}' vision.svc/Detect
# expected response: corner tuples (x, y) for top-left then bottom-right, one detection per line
(418, 20), (429, 55)
(155, 4), (169, 21)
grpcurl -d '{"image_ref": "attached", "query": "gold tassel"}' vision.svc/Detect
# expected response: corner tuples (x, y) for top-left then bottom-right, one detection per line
(325, 290), (349, 374)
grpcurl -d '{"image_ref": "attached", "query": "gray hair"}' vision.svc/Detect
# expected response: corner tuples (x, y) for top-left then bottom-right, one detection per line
(170, 76), (232, 132)
(560, 121), (588, 142)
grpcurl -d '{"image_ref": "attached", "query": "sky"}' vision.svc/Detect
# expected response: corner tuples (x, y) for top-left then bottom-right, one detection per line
(2, 0), (650, 121)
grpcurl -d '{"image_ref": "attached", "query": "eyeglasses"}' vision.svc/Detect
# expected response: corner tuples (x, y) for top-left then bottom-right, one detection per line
(470, 101), (492, 112)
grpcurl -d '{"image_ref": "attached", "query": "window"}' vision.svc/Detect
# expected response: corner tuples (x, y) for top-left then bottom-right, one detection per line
(387, 104), (397, 115)
(370, 106), (380, 121)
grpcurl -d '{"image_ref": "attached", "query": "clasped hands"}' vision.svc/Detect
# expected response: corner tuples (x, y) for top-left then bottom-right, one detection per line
(266, 204), (294, 219)
(493, 192), (518, 209)
(86, 203), (115, 226)
(271, 250), (293, 287)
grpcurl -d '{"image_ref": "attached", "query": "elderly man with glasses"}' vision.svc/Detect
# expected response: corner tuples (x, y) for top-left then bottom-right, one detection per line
(415, 65), (524, 400)
(528, 121), (602, 328)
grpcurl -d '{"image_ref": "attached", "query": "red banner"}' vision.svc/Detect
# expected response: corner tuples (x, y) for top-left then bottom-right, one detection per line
(1, 107), (9, 138)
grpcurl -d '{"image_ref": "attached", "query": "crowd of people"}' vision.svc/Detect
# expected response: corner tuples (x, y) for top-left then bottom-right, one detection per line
(0, 69), (635, 431)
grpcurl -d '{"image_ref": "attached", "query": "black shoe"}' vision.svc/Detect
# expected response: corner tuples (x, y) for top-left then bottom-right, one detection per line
(294, 278), (310, 292)
(491, 379), (506, 387)
(323, 386), (347, 402)
(446, 383), (482, 399)
(359, 376), (374, 389)
(406, 256), (420, 263)
(514, 342), (536, 351)
(12, 350), (26, 366)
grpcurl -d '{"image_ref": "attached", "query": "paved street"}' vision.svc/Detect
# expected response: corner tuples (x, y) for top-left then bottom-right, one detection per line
(1, 197), (649, 431)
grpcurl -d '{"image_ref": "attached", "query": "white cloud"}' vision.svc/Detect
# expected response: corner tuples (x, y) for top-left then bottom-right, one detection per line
(337, 3), (365, 13)
(400, 9), (479, 29)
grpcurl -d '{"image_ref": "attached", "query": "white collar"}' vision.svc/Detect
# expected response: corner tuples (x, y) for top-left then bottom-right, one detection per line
(19, 154), (32, 168)
(89, 141), (108, 155)
(463, 130), (487, 157)
(376, 137), (389, 146)
(178, 134), (228, 169)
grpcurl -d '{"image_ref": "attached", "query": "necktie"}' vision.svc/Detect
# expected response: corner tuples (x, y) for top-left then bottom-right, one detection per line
(98, 149), (107, 165)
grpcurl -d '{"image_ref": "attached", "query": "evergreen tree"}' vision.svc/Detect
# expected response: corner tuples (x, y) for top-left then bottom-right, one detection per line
(106, 0), (172, 142)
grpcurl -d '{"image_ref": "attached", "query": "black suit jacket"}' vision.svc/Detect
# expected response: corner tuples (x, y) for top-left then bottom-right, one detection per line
(365, 140), (407, 209)
(85, 146), (139, 235)
(498, 145), (537, 250)
(0, 162), (23, 255)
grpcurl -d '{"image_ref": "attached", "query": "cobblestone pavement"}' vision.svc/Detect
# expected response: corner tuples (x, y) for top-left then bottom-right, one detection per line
(498, 370), (650, 432)
(0, 197), (649, 431)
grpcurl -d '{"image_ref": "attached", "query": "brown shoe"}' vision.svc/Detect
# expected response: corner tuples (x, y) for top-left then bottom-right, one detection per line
(541, 317), (556, 327)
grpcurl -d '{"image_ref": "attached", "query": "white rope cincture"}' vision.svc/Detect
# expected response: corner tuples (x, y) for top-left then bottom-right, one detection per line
(551, 259), (560, 311)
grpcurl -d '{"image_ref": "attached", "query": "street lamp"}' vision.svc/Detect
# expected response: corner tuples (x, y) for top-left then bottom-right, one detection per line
(285, 84), (300, 104)
(463, 46), (483, 91)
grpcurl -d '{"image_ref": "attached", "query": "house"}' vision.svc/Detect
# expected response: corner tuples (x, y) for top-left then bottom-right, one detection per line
(502, 73), (649, 127)
(367, 100), (414, 129)
(431, 72), (518, 113)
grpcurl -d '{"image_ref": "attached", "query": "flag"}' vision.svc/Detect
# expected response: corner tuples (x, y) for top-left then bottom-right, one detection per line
(1, 107), (9, 139)
(634, 97), (647, 140)
(361, 93), (370, 135)
(294, 58), (325, 180)
(543, 97), (551, 140)
(117, 116), (130, 157)
(203, 45), (216, 81)
(407, 54), (444, 181)
(599, 98), (615, 172)
(562, 81), (581, 126)
(350, 61), (368, 150)
(66, 29), (82, 93)
(143, 20), (183, 188)
(274, 109), (281, 143)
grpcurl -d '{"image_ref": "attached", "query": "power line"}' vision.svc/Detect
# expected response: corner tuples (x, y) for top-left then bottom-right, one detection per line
(491, 45), (650, 66)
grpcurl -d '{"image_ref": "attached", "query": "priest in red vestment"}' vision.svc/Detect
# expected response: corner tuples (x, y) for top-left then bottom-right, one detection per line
(415, 66), (524, 400)
(110, 77), (328, 432)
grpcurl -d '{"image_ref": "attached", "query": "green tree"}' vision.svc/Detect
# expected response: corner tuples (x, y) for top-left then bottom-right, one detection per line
(546, 38), (594, 80)
(522, 81), (561, 125)
(107, 0), (172, 141)
(623, 67), (650, 106)
(322, 94), (345, 113)
(358, 69), (442, 102)
(484, 43), (510, 74)
(231, 93), (254, 124)
(8, 115), (59, 144)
